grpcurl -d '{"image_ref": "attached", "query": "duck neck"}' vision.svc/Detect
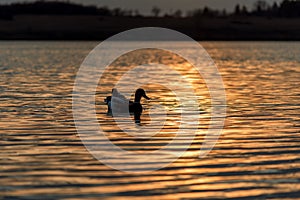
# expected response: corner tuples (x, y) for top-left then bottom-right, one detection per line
(134, 95), (142, 103)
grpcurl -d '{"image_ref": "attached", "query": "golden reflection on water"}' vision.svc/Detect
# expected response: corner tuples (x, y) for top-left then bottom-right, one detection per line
(0, 41), (300, 199)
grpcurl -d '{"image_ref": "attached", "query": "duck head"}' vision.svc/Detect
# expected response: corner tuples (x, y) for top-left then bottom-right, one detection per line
(134, 88), (150, 102)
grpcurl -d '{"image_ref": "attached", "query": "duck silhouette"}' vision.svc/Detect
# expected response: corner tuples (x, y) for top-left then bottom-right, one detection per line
(104, 88), (150, 123)
(104, 88), (128, 113)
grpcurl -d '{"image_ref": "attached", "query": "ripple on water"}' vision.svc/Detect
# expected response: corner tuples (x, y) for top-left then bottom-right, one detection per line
(0, 41), (299, 199)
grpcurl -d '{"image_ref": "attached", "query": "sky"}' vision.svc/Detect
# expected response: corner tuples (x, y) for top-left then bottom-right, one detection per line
(1, 0), (281, 14)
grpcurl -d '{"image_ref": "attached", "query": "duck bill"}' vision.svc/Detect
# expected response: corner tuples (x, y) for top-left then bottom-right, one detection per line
(143, 94), (150, 100)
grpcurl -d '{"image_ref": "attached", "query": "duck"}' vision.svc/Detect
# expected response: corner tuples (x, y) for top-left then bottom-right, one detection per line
(104, 88), (150, 123)
(130, 88), (151, 123)
(104, 88), (129, 113)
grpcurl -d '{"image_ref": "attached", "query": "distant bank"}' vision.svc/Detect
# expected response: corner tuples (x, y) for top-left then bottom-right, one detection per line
(1, 0), (300, 40)
(1, 15), (300, 41)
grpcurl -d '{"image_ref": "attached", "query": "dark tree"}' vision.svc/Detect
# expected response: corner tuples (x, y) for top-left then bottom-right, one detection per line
(151, 6), (161, 17)
(272, 2), (279, 10)
(113, 8), (123, 16)
(134, 9), (141, 17)
(254, 0), (268, 12)
(222, 9), (227, 17)
(234, 4), (241, 15)
(203, 6), (209, 16)
(280, 0), (300, 17)
(241, 6), (248, 15)
(173, 9), (182, 18)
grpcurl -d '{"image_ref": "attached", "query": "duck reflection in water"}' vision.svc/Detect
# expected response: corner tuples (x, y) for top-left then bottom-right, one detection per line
(104, 88), (151, 123)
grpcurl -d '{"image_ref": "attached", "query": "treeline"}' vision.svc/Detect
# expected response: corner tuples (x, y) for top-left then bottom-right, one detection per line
(0, 1), (112, 19)
(0, 0), (299, 20)
(189, 0), (300, 18)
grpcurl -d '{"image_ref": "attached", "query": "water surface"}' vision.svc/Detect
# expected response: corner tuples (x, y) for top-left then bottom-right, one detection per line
(0, 41), (300, 199)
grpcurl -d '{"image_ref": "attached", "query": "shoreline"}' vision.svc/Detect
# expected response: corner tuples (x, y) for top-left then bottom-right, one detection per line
(1, 15), (300, 41)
